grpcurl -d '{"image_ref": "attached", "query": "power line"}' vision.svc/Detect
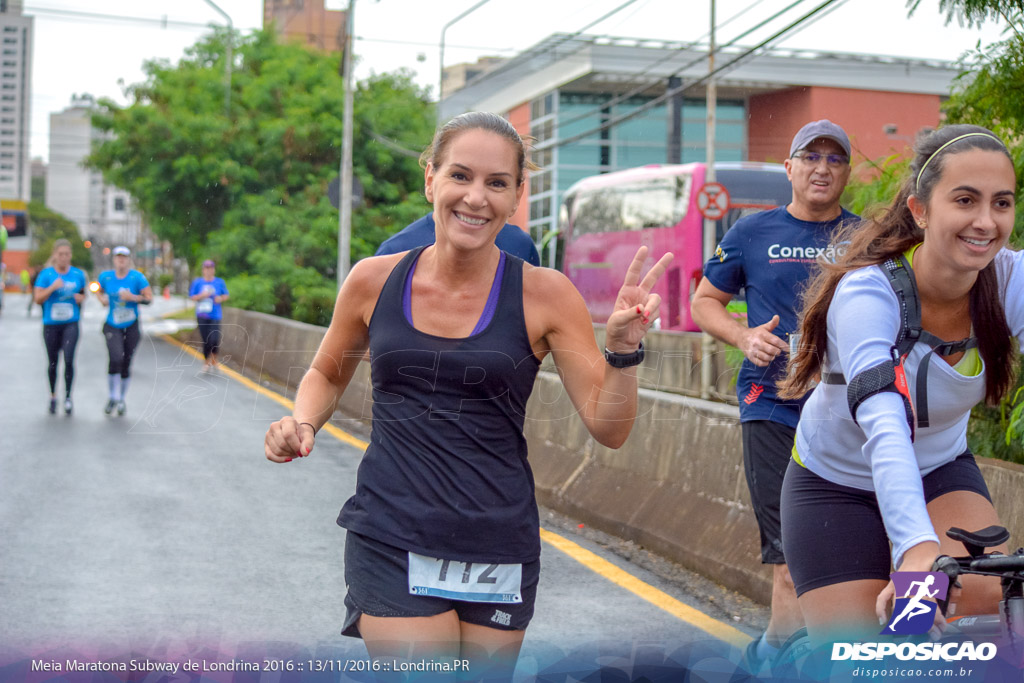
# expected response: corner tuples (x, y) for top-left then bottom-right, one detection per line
(355, 35), (516, 53)
(456, 0), (644, 93)
(24, 5), (220, 30)
(551, 0), (808, 135)
(550, 0), (848, 150)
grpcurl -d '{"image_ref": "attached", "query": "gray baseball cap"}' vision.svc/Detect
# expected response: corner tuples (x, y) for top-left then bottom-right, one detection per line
(789, 119), (851, 157)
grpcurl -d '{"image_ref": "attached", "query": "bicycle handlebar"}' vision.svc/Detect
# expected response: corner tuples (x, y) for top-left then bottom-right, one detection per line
(971, 554), (1024, 572)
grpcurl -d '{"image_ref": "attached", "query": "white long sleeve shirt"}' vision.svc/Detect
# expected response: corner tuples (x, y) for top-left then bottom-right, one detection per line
(795, 248), (1024, 568)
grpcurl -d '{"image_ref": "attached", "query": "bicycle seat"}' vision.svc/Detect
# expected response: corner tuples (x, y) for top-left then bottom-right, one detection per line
(946, 526), (1010, 558)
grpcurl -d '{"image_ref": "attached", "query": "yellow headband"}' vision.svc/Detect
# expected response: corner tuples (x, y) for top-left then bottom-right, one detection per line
(916, 132), (1002, 191)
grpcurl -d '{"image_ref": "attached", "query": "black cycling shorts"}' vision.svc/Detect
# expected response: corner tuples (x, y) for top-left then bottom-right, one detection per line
(341, 531), (540, 638)
(741, 420), (795, 564)
(780, 453), (991, 596)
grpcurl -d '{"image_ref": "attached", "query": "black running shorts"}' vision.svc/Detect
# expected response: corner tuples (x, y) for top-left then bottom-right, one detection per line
(341, 531), (540, 638)
(781, 453), (991, 596)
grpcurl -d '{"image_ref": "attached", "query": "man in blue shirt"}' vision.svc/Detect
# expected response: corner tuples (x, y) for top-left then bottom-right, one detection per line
(375, 213), (540, 266)
(691, 120), (858, 670)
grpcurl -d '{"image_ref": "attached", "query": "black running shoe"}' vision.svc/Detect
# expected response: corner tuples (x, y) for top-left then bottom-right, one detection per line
(104, 399), (117, 415)
(48, 398), (57, 414)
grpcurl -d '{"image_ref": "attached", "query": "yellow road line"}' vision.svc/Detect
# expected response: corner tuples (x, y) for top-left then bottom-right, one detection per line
(158, 325), (749, 646)
(539, 527), (751, 647)
(158, 333), (369, 451)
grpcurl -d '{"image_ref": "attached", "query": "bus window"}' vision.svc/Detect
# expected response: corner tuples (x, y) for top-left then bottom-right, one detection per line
(561, 163), (789, 332)
(570, 173), (692, 236)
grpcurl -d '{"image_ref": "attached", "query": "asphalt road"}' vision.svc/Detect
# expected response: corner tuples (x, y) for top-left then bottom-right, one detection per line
(0, 292), (761, 680)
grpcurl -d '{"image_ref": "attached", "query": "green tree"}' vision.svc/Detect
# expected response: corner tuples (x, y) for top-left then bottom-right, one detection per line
(841, 154), (910, 219)
(907, 0), (1024, 27)
(27, 201), (94, 272)
(87, 28), (435, 324)
(909, 0), (1024, 243)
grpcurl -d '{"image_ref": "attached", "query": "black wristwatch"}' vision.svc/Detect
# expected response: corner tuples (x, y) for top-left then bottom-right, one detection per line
(604, 341), (645, 368)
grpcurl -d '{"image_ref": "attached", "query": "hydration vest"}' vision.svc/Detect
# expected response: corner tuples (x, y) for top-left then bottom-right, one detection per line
(821, 254), (977, 442)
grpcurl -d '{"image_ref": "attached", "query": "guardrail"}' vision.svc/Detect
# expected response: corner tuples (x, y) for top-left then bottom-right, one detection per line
(201, 307), (1024, 605)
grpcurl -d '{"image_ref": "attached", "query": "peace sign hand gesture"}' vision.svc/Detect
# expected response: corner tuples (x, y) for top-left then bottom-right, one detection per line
(605, 246), (674, 353)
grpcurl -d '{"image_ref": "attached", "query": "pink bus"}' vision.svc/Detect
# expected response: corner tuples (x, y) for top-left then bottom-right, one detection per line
(559, 162), (792, 332)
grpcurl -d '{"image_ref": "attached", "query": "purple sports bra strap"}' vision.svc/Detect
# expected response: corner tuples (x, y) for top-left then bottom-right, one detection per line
(403, 250), (507, 336)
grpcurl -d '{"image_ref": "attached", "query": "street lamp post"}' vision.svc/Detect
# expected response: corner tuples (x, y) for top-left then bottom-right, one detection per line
(338, 0), (356, 287)
(202, 0), (233, 115)
(438, 0), (493, 122)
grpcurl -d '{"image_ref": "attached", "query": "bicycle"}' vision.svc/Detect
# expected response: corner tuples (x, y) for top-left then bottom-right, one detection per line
(932, 525), (1024, 667)
(764, 526), (1024, 680)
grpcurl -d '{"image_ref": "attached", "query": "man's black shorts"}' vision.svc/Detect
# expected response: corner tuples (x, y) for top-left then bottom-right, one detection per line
(741, 420), (795, 564)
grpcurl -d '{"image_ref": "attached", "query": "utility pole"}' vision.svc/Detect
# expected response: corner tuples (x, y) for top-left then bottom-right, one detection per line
(700, 0), (717, 399)
(338, 0), (356, 287)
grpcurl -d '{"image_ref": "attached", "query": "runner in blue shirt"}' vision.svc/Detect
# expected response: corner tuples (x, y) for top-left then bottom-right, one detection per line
(691, 119), (858, 671)
(95, 246), (153, 416)
(189, 259), (230, 371)
(34, 239), (88, 414)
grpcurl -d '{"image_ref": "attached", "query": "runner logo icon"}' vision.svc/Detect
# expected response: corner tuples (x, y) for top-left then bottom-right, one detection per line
(881, 571), (949, 635)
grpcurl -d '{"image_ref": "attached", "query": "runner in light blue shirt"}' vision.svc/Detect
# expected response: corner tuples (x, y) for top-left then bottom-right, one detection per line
(95, 246), (153, 416)
(189, 259), (230, 371)
(34, 239), (88, 414)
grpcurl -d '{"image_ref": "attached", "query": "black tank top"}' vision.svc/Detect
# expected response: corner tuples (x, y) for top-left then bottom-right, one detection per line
(337, 247), (543, 563)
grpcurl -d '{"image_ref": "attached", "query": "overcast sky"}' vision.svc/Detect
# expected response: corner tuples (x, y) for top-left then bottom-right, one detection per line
(26, 0), (1008, 163)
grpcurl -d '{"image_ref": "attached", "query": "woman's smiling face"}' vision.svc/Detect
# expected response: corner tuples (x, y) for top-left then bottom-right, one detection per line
(425, 128), (524, 252)
(911, 147), (1016, 275)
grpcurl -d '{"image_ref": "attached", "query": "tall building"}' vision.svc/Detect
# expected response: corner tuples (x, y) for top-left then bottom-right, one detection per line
(263, 0), (346, 52)
(0, 0), (32, 202)
(442, 56), (507, 96)
(46, 95), (143, 250)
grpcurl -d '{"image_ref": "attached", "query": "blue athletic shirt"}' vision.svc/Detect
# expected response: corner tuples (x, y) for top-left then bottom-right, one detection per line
(702, 206), (858, 426)
(376, 213), (541, 267)
(36, 266), (88, 325)
(98, 269), (150, 329)
(189, 276), (229, 320)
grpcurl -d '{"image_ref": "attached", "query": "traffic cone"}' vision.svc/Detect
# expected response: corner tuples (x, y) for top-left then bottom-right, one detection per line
(163, 285), (171, 300)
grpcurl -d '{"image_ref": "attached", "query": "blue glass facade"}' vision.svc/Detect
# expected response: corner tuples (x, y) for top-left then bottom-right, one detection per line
(528, 91), (747, 266)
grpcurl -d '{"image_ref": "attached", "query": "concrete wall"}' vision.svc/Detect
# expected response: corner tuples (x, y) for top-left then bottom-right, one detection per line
(209, 307), (1024, 605)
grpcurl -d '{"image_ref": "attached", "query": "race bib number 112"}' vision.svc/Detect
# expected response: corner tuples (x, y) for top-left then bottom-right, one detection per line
(407, 552), (522, 603)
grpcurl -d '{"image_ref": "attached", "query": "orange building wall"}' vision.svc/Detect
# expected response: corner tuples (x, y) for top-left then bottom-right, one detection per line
(263, 0), (346, 52)
(748, 86), (941, 169)
(506, 103), (532, 232)
(747, 88), (813, 163)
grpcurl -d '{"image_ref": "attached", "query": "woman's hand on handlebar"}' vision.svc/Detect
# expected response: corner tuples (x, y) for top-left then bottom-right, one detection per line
(876, 542), (948, 639)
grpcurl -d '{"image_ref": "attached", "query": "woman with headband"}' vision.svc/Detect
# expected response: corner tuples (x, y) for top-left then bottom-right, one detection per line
(778, 124), (1022, 643)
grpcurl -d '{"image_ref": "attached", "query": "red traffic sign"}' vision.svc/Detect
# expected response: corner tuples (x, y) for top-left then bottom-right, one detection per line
(697, 182), (730, 220)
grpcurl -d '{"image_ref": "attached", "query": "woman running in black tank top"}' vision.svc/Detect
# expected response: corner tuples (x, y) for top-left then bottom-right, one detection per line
(265, 112), (673, 678)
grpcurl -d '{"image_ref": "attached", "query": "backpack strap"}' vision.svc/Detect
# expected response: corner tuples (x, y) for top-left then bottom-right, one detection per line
(913, 333), (977, 428)
(820, 255), (977, 437)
